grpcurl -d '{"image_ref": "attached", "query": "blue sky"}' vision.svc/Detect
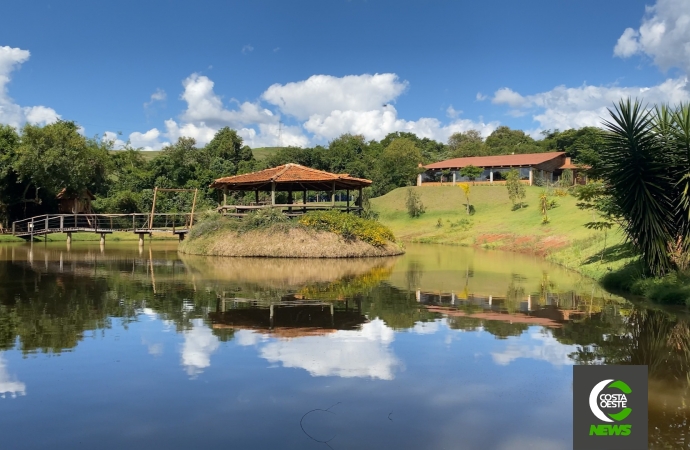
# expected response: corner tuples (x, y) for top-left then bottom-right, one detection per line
(1, 0), (688, 149)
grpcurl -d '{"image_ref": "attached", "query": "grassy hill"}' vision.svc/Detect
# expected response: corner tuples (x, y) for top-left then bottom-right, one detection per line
(371, 184), (632, 281)
(252, 147), (283, 160)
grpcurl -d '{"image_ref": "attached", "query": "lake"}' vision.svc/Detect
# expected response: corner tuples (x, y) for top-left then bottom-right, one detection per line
(0, 242), (688, 449)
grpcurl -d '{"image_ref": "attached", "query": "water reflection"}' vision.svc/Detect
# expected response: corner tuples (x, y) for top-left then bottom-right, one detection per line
(0, 242), (689, 448)
(0, 355), (25, 399)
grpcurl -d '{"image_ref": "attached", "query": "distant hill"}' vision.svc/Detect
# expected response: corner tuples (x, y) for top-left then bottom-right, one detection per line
(252, 147), (284, 160)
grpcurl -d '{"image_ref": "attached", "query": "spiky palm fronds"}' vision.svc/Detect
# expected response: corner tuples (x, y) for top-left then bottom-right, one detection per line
(601, 99), (676, 276)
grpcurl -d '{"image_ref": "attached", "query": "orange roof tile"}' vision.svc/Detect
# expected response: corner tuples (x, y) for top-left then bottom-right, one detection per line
(210, 163), (372, 190)
(425, 152), (566, 169)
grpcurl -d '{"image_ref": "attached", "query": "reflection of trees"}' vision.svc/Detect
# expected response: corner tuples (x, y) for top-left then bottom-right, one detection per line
(445, 314), (529, 339)
(555, 306), (690, 448)
(361, 282), (437, 330)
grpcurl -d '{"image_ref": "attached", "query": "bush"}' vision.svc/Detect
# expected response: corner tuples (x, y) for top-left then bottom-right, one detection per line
(238, 207), (290, 232)
(299, 210), (396, 247)
(188, 213), (234, 239)
(406, 188), (425, 218)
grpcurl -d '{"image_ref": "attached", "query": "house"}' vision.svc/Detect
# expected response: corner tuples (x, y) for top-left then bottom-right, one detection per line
(419, 151), (587, 186)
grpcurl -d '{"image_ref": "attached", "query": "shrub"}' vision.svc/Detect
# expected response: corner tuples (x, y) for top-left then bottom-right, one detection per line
(406, 188), (425, 218)
(299, 210), (396, 247)
(188, 213), (235, 239)
(238, 207), (290, 232)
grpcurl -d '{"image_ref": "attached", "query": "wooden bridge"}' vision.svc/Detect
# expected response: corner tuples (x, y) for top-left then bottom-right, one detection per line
(10, 213), (196, 243)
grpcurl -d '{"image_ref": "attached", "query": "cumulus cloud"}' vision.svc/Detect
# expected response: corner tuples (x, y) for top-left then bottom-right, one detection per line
(180, 319), (220, 378)
(0, 45), (59, 128)
(0, 355), (26, 399)
(259, 319), (401, 380)
(613, 0), (690, 74)
(476, 92), (487, 101)
(242, 44), (254, 54)
(491, 77), (689, 135)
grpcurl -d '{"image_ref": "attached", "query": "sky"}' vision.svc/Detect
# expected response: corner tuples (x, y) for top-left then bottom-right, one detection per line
(1, 0), (689, 150)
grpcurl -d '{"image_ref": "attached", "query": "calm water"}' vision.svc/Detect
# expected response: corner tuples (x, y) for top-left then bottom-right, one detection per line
(0, 242), (689, 449)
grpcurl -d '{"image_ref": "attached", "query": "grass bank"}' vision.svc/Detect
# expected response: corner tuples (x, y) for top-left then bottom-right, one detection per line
(371, 185), (690, 301)
(179, 210), (403, 258)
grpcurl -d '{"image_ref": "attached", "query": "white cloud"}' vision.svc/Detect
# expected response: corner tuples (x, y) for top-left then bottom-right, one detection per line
(492, 77), (689, 134)
(614, 0), (690, 74)
(446, 105), (462, 118)
(476, 92), (487, 101)
(129, 128), (168, 150)
(263, 73), (408, 120)
(491, 330), (576, 367)
(242, 44), (254, 54)
(144, 88), (166, 109)
(259, 319), (401, 380)
(492, 87), (528, 108)
(0, 45), (59, 129)
(180, 319), (220, 377)
(0, 355), (26, 399)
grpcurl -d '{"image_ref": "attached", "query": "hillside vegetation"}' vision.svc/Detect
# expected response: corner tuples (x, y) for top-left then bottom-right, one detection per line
(372, 185), (633, 282)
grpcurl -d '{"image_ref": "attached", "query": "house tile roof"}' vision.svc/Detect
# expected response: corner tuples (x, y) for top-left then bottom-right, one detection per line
(210, 163), (372, 190)
(424, 152), (566, 170)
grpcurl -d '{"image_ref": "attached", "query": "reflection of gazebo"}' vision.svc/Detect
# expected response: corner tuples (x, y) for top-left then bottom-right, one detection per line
(210, 163), (371, 216)
(209, 298), (367, 339)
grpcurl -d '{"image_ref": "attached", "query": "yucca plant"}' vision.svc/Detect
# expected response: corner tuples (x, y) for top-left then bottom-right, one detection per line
(600, 99), (677, 276)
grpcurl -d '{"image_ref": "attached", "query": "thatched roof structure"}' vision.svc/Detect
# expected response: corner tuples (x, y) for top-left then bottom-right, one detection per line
(210, 163), (371, 192)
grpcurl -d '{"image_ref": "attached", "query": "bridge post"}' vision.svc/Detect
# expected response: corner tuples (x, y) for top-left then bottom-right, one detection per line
(45, 217), (48, 232)
(11, 222), (14, 235)
(100, 233), (106, 246)
(59, 216), (64, 232)
(66, 232), (72, 245)
(138, 233), (144, 247)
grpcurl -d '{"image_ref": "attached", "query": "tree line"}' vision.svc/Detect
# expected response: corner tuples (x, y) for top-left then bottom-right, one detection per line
(0, 119), (605, 225)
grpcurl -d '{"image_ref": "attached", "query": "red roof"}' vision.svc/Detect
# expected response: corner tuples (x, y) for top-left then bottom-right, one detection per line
(210, 163), (372, 190)
(425, 152), (566, 169)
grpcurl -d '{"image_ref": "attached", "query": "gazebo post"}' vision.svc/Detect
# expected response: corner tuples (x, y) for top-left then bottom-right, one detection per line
(255, 189), (259, 205)
(223, 187), (228, 206)
(358, 187), (363, 216)
(271, 181), (276, 207)
(288, 190), (293, 213)
(331, 181), (336, 208)
(346, 189), (350, 213)
(303, 189), (307, 213)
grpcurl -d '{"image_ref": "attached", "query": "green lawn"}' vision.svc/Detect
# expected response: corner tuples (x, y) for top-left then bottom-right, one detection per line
(372, 184), (634, 279)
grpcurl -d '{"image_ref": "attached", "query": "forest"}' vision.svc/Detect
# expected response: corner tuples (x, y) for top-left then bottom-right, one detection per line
(0, 119), (605, 225)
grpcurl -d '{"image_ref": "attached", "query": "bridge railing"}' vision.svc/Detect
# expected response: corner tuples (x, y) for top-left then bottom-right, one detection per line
(12, 213), (196, 235)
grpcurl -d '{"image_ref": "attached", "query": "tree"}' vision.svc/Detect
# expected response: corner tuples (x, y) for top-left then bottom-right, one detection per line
(405, 188), (425, 218)
(448, 130), (486, 157)
(459, 165), (483, 183)
(506, 168), (526, 209)
(458, 183), (471, 214)
(485, 126), (542, 155)
(379, 138), (422, 191)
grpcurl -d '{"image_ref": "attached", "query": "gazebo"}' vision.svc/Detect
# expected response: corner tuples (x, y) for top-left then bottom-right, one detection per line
(210, 163), (372, 216)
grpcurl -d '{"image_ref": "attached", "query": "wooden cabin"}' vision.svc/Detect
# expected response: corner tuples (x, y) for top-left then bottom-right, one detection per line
(56, 188), (95, 214)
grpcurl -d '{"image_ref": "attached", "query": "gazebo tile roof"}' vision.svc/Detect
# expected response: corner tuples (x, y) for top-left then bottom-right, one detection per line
(210, 163), (372, 189)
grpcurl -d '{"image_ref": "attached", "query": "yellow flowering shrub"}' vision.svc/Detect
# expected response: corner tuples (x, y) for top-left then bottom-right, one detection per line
(299, 211), (396, 247)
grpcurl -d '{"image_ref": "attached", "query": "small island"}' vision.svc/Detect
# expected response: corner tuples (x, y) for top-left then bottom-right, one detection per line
(178, 164), (403, 258)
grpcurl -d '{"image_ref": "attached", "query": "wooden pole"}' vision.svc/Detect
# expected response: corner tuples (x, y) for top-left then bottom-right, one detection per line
(271, 182), (276, 206)
(346, 189), (350, 213)
(358, 187), (363, 216)
(303, 189), (307, 213)
(149, 187), (158, 229)
(331, 181), (336, 208)
(189, 188), (198, 229)
(223, 186), (228, 206)
(255, 190), (259, 205)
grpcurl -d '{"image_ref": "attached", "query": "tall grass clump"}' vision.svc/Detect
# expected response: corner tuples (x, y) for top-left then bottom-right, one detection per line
(299, 210), (396, 247)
